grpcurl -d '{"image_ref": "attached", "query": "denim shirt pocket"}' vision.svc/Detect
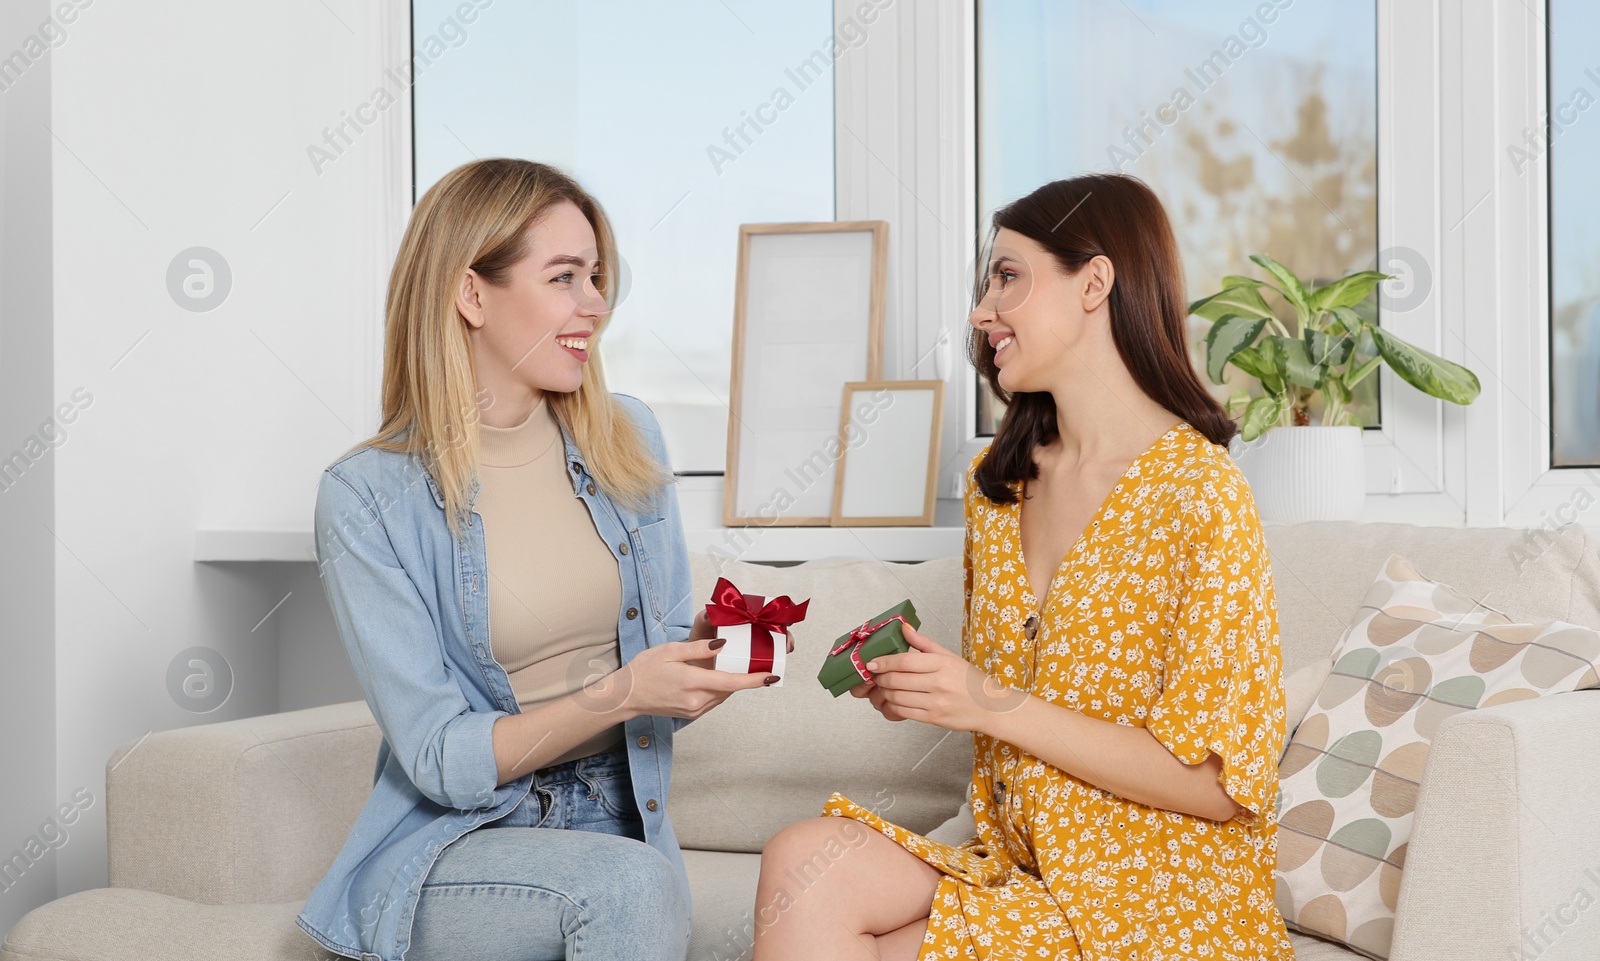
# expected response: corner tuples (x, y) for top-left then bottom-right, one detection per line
(627, 516), (675, 623)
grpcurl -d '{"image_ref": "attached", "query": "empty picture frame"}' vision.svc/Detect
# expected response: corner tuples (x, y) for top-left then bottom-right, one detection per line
(830, 380), (944, 527)
(724, 221), (888, 527)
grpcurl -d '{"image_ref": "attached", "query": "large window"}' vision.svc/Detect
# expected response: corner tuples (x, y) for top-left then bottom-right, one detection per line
(975, 0), (1379, 435)
(1549, 0), (1600, 467)
(412, 0), (835, 472)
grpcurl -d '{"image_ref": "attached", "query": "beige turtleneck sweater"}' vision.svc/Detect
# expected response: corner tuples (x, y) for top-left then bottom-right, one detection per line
(475, 394), (624, 765)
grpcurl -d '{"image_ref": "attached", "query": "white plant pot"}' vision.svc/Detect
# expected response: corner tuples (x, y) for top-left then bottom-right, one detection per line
(1230, 425), (1365, 524)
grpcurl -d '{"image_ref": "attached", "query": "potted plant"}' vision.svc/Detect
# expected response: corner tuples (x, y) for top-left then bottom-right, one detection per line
(1191, 254), (1480, 523)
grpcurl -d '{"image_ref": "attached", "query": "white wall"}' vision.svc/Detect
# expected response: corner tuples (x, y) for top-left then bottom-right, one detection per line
(21, 0), (396, 909)
(0, 0), (60, 937)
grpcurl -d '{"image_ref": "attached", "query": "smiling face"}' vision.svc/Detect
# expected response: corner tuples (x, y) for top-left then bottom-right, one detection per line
(456, 200), (609, 418)
(969, 227), (1115, 396)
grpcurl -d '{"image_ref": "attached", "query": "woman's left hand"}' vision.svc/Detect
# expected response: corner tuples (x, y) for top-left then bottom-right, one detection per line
(853, 624), (1025, 732)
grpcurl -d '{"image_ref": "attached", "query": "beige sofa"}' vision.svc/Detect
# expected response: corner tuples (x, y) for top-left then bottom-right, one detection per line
(6, 522), (1600, 961)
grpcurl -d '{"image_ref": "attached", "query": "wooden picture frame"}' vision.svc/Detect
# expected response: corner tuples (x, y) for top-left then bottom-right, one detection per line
(829, 380), (944, 527)
(723, 221), (889, 527)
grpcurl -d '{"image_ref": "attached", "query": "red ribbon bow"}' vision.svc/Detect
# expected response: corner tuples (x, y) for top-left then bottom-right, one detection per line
(704, 577), (809, 673)
(828, 613), (914, 687)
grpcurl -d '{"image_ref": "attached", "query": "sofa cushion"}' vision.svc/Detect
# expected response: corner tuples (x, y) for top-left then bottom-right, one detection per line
(1285, 655), (1334, 738)
(1274, 553), (1600, 959)
(683, 849), (764, 960)
(672, 554), (973, 853)
(105, 699), (380, 906)
(0, 890), (337, 961)
(1261, 522), (1600, 676)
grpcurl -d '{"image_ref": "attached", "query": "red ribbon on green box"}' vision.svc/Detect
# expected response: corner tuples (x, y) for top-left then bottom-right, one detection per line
(817, 598), (921, 696)
(828, 614), (915, 687)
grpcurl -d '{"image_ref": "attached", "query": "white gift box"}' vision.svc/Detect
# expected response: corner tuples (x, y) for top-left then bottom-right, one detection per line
(712, 622), (787, 686)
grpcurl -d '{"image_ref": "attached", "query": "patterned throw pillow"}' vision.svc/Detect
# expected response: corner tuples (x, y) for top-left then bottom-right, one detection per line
(1274, 554), (1600, 959)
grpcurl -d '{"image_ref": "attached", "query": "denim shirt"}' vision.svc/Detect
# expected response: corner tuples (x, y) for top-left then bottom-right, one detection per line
(295, 393), (696, 961)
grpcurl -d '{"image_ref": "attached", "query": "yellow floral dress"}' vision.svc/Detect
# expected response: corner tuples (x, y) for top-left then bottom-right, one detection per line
(823, 422), (1294, 960)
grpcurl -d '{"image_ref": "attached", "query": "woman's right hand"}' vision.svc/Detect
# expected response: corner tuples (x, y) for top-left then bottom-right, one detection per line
(611, 637), (775, 720)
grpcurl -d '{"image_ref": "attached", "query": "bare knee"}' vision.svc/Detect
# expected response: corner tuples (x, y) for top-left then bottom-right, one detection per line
(756, 816), (884, 935)
(754, 817), (936, 954)
(760, 817), (875, 890)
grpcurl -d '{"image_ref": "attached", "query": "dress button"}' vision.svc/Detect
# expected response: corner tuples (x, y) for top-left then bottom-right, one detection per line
(637, 734), (651, 748)
(1023, 615), (1038, 641)
(627, 607), (639, 620)
(619, 542), (629, 555)
(586, 483), (596, 495)
(994, 779), (1008, 804)
(646, 798), (659, 812)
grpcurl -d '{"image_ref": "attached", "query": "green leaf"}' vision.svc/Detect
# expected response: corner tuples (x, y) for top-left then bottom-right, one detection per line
(1344, 354), (1383, 389)
(1205, 316), (1269, 383)
(1249, 254), (1311, 312)
(1304, 328), (1354, 368)
(1220, 274), (1267, 290)
(1231, 345), (1284, 396)
(1190, 284), (1277, 322)
(1310, 271), (1390, 312)
(1240, 395), (1283, 441)
(1349, 298), (1379, 324)
(1225, 388), (1253, 419)
(1369, 326), (1482, 404)
(1326, 306), (1363, 338)
(1329, 376), (1353, 405)
(1272, 335), (1323, 390)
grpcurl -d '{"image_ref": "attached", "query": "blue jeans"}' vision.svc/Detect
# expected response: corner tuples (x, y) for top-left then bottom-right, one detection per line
(407, 748), (690, 961)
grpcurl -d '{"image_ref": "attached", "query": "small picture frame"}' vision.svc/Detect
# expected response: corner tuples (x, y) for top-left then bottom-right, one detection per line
(723, 221), (889, 527)
(829, 380), (944, 527)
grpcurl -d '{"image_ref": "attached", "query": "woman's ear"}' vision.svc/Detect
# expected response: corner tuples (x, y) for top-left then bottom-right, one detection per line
(1079, 254), (1115, 314)
(456, 268), (486, 330)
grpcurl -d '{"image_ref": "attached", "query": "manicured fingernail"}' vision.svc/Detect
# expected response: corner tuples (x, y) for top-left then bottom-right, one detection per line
(866, 661), (879, 672)
(763, 675), (780, 685)
(709, 638), (726, 650)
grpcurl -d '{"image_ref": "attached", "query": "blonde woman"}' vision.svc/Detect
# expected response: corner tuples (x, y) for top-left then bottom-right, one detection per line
(295, 159), (772, 961)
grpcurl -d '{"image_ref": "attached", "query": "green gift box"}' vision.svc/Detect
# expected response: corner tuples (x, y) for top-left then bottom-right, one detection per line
(817, 599), (921, 697)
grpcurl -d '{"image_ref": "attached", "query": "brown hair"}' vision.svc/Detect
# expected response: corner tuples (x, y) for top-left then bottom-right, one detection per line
(969, 173), (1235, 504)
(335, 158), (670, 541)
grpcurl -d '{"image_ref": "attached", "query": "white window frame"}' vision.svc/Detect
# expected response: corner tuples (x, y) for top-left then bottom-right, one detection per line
(832, 0), (979, 517)
(1493, 0), (1594, 529)
(853, 0), (1576, 529)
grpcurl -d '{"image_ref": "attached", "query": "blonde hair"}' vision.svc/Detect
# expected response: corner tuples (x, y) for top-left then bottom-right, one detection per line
(337, 158), (671, 542)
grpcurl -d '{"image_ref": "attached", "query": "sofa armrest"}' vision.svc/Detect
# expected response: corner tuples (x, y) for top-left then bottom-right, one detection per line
(1389, 691), (1600, 961)
(105, 700), (380, 905)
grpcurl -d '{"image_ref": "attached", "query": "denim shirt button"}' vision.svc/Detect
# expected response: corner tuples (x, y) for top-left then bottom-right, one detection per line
(586, 483), (596, 495)
(637, 734), (651, 748)
(626, 607), (639, 620)
(618, 541), (629, 555)
(646, 798), (659, 812)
